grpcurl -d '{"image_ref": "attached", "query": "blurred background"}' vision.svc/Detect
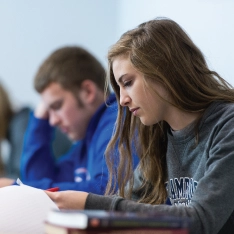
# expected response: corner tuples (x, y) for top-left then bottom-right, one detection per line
(0, 0), (233, 109)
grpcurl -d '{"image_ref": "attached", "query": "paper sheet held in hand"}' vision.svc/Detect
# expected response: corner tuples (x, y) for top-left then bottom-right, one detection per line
(0, 183), (58, 234)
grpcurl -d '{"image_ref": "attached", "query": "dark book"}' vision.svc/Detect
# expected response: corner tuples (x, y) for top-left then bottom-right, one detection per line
(44, 221), (189, 234)
(45, 209), (190, 233)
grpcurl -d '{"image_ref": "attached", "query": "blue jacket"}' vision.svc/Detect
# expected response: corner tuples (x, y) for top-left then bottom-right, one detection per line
(19, 94), (119, 194)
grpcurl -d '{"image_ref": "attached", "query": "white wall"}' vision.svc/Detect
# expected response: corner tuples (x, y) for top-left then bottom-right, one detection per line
(0, 0), (119, 108)
(117, 0), (234, 86)
(1, 0), (234, 109)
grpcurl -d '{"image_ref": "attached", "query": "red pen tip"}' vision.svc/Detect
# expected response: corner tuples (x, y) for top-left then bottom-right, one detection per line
(46, 187), (59, 192)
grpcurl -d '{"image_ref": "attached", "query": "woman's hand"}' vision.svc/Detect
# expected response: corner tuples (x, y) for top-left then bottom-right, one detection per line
(45, 190), (89, 210)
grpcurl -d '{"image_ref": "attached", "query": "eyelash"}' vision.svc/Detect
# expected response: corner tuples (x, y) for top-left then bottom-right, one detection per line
(51, 102), (62, 110)
(123, 80), (132, 87)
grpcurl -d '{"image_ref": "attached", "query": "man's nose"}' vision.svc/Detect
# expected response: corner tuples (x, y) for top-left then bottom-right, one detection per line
(49, 112), (60, 126)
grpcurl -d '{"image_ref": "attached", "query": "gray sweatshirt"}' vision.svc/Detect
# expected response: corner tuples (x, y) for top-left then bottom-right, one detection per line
(85, 101), (234, 234)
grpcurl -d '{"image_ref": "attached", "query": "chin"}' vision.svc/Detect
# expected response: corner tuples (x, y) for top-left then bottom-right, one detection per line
(140, 119), (150, 126)
(140, 118), (156, 126)
(67, 134), (76, 142)
(70, 134), (83, 142)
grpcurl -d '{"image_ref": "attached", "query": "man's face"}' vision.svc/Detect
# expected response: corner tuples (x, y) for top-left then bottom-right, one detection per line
(41, 82), (91, 141)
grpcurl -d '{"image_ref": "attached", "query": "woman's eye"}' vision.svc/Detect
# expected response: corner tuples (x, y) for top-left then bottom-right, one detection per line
(123, 80), (132, 87)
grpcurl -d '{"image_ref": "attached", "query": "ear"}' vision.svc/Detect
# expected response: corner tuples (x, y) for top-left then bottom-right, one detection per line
(79, 80), (98, 104)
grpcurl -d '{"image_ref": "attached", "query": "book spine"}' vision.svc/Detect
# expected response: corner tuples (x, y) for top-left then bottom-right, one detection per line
(88, 218), (188, 229)
(106, 230), (189, 234)
(45, 223), (189, 234)
(68, 228), (189, 234)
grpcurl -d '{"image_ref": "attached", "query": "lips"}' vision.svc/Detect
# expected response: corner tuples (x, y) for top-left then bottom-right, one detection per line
(130, 108), (139, 116)
(60, 127), (69, 134)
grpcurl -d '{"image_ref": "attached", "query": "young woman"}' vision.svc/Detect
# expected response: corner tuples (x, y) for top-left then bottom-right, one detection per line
(46, 17), (234, 234)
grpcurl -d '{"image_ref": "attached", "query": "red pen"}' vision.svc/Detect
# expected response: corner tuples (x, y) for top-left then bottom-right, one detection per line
(46, 187), (59, 192)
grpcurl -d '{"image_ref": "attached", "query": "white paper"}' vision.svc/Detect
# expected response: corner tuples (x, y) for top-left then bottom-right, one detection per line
(0, 184), (58, 234)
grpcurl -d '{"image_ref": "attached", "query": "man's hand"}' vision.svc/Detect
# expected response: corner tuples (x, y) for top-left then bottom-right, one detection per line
(34, 101), (49, 119)
(0, 178), (14, 188)
(45, 190), (89, 210)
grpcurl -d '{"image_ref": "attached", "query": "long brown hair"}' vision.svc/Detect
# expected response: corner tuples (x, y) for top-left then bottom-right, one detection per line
(0, 82), (14, 175)
(104, 17), (234, 204)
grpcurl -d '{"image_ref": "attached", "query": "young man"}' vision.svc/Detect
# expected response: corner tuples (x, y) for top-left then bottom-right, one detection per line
(0, 46), (120, 194)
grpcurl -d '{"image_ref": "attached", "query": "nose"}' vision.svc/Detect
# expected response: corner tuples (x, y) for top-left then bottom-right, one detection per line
(119, 88), (130, 106)
(49, 111), (60, 126)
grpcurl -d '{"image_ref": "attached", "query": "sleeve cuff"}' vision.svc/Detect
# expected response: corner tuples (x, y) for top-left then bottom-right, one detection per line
(85, 193), (124, 211)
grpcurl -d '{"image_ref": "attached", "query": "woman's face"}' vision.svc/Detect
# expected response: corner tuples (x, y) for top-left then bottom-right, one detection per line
(112, 55), (171, 126)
